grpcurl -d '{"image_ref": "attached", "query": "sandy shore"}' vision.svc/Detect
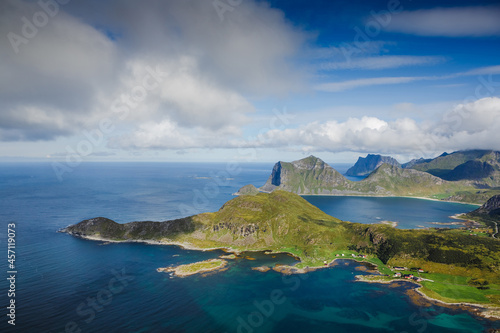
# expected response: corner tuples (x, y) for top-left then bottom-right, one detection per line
(397, 196), (481, 206)
(293, 193), (481, 206)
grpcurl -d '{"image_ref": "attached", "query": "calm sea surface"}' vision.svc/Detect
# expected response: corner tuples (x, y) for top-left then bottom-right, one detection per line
(0, 162), (497, 332)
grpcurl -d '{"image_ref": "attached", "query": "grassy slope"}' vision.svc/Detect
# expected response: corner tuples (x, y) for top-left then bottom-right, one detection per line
(174, 259), (226, 275)
(181, 191), (368, 266)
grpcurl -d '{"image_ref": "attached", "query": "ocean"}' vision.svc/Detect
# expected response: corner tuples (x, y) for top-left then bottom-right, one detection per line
(0, 162), (497, 332)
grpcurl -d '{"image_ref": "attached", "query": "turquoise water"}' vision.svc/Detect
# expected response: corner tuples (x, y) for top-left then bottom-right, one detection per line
(0, 162), (497, 332)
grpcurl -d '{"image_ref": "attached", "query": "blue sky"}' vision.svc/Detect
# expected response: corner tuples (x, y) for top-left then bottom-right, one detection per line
(1, 0), (500, 164)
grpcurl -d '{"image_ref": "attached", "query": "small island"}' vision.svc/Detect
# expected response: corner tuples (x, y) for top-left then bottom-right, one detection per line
(219, 254), (238, 259)
(157, 259), (228, 277)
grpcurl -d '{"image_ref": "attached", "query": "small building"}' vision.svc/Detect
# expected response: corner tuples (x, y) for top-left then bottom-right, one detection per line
(394, 267), (405, 271)
(351, 254), (356, 257)
(336, 254), (340, 257)
(341, 254), (345, 256)
(418, 269), (424, 273)
(394, 272), (401, 277)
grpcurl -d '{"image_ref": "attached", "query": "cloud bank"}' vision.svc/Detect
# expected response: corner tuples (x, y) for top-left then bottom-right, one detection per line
(243, 97), (500, 156)
(113, 97), (500, 157)
(0, 0), (307, 142)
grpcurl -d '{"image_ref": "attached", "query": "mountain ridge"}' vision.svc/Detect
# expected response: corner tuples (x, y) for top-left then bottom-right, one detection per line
(250, 156), (477, 201)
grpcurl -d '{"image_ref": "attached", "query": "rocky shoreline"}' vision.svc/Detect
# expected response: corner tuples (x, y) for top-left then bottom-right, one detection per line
(356, 275), (500, 321)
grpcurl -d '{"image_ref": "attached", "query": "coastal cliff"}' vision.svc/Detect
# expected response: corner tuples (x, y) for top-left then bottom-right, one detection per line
(259, 156), (349, 194)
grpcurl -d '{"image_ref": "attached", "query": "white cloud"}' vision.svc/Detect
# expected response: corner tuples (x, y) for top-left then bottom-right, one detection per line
(319, 56), (444, 70)
(315, 77), (423, 92)
(241, 97), (500, 156)
(314, 64), (500, 92)
(0, 0), (307, 142)
(110, 119), (243, 150)
(307, 41), (391, 59)
(384, 6), (500, 37)
(460, 65), (500, 76)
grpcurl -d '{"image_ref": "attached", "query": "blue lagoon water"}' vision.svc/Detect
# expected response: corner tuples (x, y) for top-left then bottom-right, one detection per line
(0, 162), (497, 332)
(303, 196), (477, 229)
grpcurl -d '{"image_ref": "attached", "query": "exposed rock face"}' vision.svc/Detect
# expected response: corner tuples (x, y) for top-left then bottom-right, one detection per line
(472, 195), (500, 217)
(270, 162), (283, 186)
(346, 154), (401, 176)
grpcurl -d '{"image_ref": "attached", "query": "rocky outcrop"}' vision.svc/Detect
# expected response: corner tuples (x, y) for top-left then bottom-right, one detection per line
(472, 195), (500, 217)
(346, 154), (401, 176)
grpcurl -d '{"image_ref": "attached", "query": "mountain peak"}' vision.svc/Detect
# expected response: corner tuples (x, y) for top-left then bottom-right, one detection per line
(259, 156), (348, 194)
(291, 155), (328, 170)
(345, 154), (401, 177)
